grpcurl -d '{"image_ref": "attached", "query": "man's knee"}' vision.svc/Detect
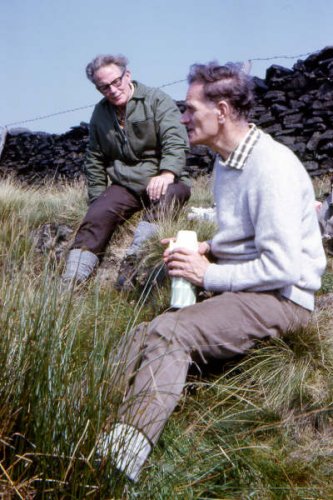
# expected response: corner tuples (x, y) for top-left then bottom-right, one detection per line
(145, 311), (193, 355)
(164, 182), (191, 205)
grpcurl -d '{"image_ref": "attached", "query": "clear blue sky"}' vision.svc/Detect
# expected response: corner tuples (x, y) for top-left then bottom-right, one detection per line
(1, 0), (332, 134)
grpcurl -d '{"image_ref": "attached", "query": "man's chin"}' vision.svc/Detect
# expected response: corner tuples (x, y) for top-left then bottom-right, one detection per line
(108, 96), (125, 106)
(188, 134), (200, 146)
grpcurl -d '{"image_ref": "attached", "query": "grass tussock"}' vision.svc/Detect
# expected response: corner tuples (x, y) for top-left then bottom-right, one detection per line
(0, 175), (333, 498)
(0, 176), (87, 227)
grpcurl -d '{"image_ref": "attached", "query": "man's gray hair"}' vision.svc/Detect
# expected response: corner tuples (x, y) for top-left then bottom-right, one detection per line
(187, 62), (254, 119)
(86, 54), (129, 83)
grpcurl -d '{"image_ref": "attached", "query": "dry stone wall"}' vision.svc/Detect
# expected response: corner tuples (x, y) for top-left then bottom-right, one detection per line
(251, 46), (333, 176)
(0, 46), (332, 184)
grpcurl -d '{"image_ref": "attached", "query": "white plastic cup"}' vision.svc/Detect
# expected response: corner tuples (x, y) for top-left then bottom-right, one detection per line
(169, 230), (198, 308)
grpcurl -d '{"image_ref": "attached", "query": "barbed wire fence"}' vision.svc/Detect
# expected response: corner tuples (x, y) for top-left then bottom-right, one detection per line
(3, 50), (315, 130)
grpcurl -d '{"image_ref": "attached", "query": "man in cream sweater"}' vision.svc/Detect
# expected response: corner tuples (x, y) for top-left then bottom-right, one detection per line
(97, 62), (326, 481)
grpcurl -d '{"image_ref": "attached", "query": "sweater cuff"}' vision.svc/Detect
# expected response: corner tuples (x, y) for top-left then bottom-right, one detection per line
(204, 263), (233, 292)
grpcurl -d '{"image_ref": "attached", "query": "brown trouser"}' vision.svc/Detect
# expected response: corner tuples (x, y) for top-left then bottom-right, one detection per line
(116, 291), (311, 444)
(73, 182), (191, 255)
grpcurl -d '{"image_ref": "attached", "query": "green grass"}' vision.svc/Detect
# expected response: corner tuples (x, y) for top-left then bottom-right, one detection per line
(0, 176), (333, 498)
(320, 268), (333, 294)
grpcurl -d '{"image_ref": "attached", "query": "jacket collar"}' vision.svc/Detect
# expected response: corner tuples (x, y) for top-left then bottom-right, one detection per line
(131, 81), (152, 100)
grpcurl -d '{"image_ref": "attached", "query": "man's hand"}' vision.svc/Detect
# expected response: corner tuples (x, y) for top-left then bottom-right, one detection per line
(146, 171), (175, 201)
(162, 239), (211, 287)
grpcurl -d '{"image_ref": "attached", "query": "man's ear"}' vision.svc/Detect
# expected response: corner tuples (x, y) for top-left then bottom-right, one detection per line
(216, 100), (229, 124)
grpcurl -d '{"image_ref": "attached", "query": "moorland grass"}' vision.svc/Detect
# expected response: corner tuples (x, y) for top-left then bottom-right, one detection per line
(0, 176), (333, 498)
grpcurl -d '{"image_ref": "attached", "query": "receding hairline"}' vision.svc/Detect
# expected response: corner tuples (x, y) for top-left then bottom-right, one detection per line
(186, 61), (254, 118)
(86, 54), (129, 83)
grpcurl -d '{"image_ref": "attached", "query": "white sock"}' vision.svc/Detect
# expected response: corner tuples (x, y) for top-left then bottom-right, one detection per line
(96, 423), (152, 482)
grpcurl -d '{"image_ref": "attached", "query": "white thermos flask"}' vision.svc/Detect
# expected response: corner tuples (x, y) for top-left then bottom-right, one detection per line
(169, 230), (198, 308)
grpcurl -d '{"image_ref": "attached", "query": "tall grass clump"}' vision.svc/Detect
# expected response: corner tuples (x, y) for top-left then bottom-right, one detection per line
(1, 175), (333, 498)
(0, 179), (136, 496)
(0, 244), (158, 496)
(0, 176), (87, 227)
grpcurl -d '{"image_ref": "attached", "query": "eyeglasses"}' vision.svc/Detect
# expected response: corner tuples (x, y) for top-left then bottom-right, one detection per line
(96, 69), (126, 94)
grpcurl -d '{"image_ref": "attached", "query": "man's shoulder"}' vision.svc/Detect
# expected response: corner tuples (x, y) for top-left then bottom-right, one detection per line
(247, 131), (310, 186)
(134, 81), (176, 106)
(91, 97), (111, 118)
(133, 81), (152, 97)
(253, 130), (301, 165)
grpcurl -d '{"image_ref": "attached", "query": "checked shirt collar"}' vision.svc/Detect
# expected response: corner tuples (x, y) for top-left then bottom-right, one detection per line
(224, 123), (260, 170)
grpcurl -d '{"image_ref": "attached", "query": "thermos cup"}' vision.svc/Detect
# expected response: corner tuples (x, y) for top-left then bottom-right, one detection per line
(169, 230), (198, 308)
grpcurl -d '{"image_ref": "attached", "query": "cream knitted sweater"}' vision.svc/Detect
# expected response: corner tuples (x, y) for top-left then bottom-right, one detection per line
(204, 131), (326, 311)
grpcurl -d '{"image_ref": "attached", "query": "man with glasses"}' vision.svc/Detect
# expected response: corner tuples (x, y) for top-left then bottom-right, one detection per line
(62, 54), (190, 285)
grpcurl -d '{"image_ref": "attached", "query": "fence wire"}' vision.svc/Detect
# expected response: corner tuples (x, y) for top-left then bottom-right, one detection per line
(3, 50), (317, 128)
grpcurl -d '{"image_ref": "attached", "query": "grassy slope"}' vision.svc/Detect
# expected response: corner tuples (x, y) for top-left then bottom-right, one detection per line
(0, 176), (333, 499)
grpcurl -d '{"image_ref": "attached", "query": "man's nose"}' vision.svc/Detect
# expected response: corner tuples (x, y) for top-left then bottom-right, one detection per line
(106, 84), (118, 94)
(181, 112), (188, 124)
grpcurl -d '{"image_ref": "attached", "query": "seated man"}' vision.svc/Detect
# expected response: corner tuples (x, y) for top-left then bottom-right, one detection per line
(62, 54), (190, 284)
(97, 62), (326, 481)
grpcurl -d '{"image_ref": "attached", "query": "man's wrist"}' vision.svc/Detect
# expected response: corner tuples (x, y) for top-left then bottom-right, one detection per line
(160, 170), (175, 180)
(203, 241), (218, 262)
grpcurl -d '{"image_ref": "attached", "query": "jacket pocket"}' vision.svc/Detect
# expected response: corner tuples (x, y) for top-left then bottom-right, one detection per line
(127, 118), (158, 154)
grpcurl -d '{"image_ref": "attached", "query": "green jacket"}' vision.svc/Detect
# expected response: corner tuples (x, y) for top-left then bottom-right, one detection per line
(84, 81), (190, 203)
